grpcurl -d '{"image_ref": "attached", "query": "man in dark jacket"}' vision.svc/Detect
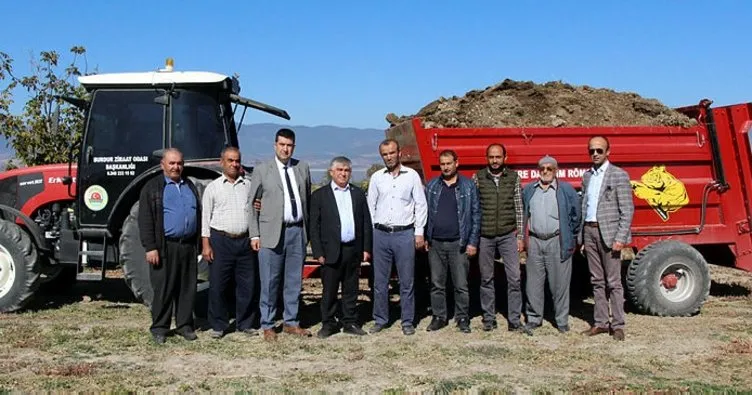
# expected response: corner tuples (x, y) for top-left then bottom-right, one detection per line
(424, 150), (480, 333)
(309, 156), (372, 338)
(138, 148), (201, 344)
(521, 155), (582, 335)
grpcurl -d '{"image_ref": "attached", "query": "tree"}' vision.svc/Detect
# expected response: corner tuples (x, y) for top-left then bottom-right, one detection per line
(360, 163), (385, 191)
(0, 46), (91, 167)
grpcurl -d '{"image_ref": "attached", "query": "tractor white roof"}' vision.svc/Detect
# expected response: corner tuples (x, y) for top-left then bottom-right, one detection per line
(78, 71), (229, 87)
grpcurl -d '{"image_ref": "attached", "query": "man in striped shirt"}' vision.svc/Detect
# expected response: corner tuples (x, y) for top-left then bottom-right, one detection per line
(201, 147), (258, 339)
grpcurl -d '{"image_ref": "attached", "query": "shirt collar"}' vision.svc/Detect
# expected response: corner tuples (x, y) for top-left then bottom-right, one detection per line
(275, 156), (291, 169)
(221, 173), (245, 184)
(383, 164), (407, 175)
(331, 181), (350, 192)
(164, 175), (183, 185)
(535, 179), (557, 190)
(591, 160), (610, 175)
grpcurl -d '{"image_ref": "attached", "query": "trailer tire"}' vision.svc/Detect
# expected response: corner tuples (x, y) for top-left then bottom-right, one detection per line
(0, 219), (40, 313)
(626, 240), (710, 317)
(119, 202), (154, 307)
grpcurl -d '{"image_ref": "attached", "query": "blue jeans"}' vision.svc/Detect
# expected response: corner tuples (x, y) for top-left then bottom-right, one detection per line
(258, 224), (304, 329)
(372, 228), (415, 327)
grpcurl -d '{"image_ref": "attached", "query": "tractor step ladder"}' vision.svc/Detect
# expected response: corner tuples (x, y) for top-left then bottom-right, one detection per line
(76, 228), (110, 281)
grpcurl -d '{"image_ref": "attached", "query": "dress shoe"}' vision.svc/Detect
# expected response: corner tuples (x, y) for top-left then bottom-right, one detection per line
(343, 324), (367, 336)
(369, 324), (386, 334)
(426, 317), (448, 332)
(482, 320), (498, 332)
(582, 326), (610, 336)
(176, 329), (198, 341)
(263, 329), (277, 342)
(402, 324), (416, 336)
(283, 325), (312, 337)
(457, 319), (471, 334)
(317, 326), (339, 339)
(508, 323), (524, 332)
(558, 325), (570, 334)
(238, 328), (259, 337)
(612, 328), (625, 341)
(209, 330), (224, 339)
(152, 334), (166, 345)
(522, 323), (541, 336)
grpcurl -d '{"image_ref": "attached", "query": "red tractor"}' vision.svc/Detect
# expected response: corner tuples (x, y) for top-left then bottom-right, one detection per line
(0, 60), (289, 312)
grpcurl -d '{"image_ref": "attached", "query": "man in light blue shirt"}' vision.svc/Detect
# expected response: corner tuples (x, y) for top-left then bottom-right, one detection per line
(309, 156), (373, 338)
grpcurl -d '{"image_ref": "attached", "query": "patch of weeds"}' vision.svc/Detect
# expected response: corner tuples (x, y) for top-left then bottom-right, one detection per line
(383, 387), (407, 395)
(470, 372), (500, 383)
(619, 362), (655, 379)
(433, 376), (475, 393)
(41, 362), (96, 377)
(465, 344), (512, 358)
(295, 371), (353, 386)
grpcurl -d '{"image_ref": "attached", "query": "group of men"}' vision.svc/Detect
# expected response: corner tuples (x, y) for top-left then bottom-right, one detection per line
(138, 129), (634, 344)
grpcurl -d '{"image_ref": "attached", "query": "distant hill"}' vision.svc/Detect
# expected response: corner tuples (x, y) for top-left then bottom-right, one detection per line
(0, 124), (388, 181)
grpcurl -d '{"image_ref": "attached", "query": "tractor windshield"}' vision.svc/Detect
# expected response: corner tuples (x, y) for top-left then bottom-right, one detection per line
(170, 90), (229, 160)
(84, 89), (233, 163)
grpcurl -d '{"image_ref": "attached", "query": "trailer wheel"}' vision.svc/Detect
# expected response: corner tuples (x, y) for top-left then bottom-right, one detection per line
(0, 219), (40, 313)
(626, 240), (710, 316)
(119, 202), (154, 307)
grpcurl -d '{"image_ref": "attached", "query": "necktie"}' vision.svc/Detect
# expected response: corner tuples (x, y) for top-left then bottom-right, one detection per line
(283, 165), (298, 219)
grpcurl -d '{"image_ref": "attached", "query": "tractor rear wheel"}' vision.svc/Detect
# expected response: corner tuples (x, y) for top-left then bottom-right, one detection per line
(119, 202), (154, 307)
(626, 240), (710, 316)
(0, 219), (41, 312)
(119, 202), (210, 309)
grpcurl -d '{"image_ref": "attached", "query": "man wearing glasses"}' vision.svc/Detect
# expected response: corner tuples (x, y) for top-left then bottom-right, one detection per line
(521, 155), (581, 335)
(579, 136), (634, 341)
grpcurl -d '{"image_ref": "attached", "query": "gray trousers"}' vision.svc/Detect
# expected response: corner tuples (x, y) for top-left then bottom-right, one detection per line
(258, 224), (304, 329)
(525, 236), (572, 328)
(428, 240), (469, 322)
(372, 228), (415, 327)
(479, 232), (522, 325)
(584, 225), (625, 330)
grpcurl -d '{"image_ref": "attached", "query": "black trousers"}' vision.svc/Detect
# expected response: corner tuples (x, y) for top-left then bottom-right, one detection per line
(208, 230), (258, 332)
(149, 240), (197, 336)
(320, 242), (360, 329)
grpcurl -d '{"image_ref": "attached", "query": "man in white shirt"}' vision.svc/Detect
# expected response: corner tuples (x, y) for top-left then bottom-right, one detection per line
(367, 139), (428, 336)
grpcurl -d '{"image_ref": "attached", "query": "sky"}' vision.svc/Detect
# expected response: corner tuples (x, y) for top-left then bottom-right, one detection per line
(1, 1), (751, 129)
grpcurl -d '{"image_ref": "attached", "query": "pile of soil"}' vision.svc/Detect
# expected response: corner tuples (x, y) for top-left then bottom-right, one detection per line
(386, 79), (695, 128)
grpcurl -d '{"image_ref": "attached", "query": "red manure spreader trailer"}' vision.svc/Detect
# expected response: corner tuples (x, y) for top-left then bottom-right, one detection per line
(386, 99), (752, 317)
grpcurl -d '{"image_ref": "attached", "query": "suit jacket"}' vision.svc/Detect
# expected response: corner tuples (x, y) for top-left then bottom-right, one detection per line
(138, 175), (202, 257)
(309, 183), (373, 264)
(248, 157), (311, 249)
(580, 162), (634, 247)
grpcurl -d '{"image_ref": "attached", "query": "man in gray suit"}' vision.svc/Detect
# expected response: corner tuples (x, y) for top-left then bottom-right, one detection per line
(249, 128), (313, 341)
(580, 136), (634, 341)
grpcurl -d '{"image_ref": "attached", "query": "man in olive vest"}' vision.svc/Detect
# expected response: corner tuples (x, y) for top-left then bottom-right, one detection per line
(474, 143), (524, 332)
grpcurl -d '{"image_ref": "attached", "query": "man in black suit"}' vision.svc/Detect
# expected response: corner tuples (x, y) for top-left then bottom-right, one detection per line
(310, 156), (373, 338)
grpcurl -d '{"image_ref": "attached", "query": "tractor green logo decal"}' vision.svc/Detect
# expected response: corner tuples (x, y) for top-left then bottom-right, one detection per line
(631, 165), (689, 222)
(84, 185), (109, 212)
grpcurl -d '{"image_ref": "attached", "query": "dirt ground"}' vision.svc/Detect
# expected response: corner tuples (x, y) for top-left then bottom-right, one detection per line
(386, 79), (695, 129)
(1, 264), (751, 392)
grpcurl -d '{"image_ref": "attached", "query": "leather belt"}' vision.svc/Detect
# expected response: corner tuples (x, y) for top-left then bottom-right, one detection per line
(374, 223), (414, 233)
(529, 230), (560, 240)
(211, 228), (249, 239)
(285, 221), (303, 228)
(165, 235), (195, 244)
(584, 222), (599, 228)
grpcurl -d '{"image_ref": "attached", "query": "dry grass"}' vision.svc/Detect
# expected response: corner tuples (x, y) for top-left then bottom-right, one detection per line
(1, 267), (752, 392)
